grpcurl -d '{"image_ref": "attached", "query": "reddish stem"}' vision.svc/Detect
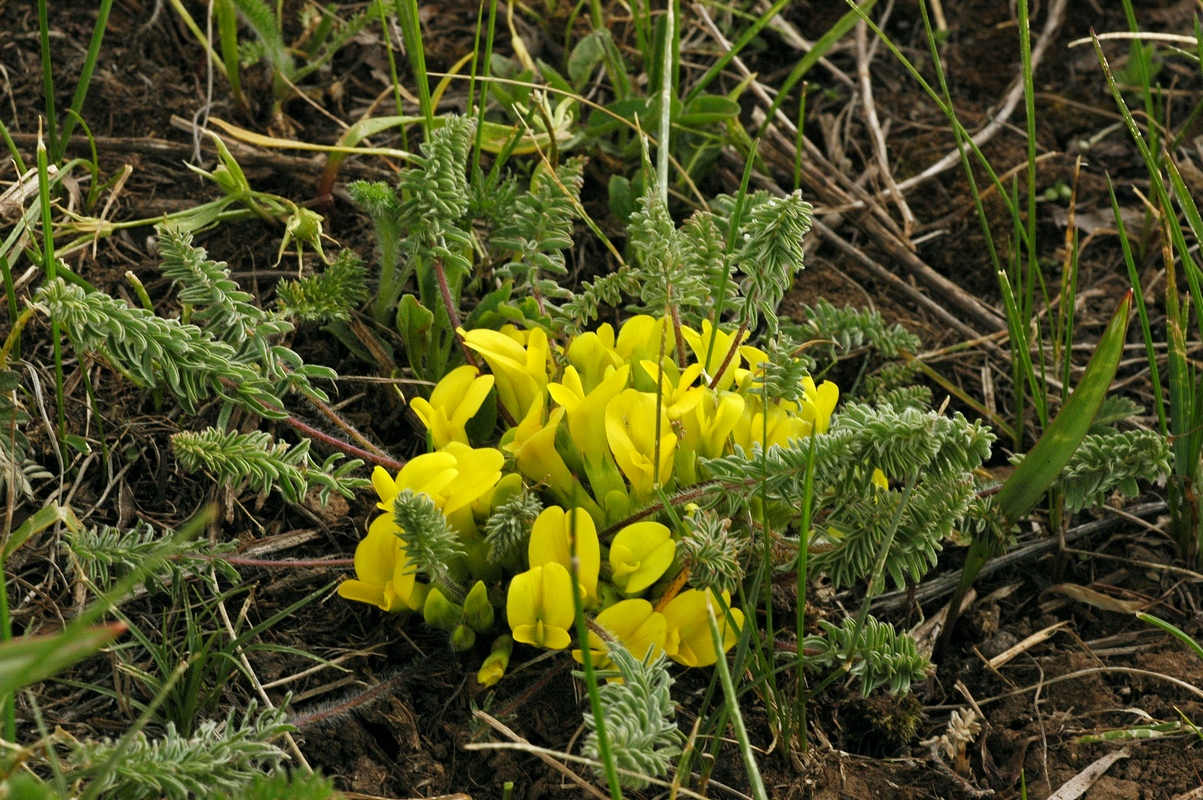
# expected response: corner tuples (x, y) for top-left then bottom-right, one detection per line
(433, 257), (479, 371)
(283, 414), (405, 472)
(708, 320), (747, 390)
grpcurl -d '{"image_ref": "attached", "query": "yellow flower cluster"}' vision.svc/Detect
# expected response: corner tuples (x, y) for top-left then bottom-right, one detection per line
(340, 315), (839, 684)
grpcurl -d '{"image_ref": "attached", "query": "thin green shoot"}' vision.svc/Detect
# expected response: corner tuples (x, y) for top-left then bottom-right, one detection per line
(0, 115), (28, 174)
(1109, 176), (1166, 437)
(1120, 0), (1159, 159)
(793, 82), (807, 193)
(36, 130), (65, 441)
(706, 596), (768, 800)
(1017, 0), (1040, 352)
(377, 0), (405, 119)
(568, 499), (623, 800)
(37, 0), (58, 158)
(684, 0), (794, 105)
(1137, 612), (1203, 663)
(756, 1), (878, 139)
(1, 253), (17, 338)
(1058, 228), (1080, 401)
(395, 0), (434, 135)
(793, 433), (818, 750)
(468, 0), (501, 179)
(165, 0), (228, 81)
(215, 0), (247, 113)
(54, 0), (114, 162)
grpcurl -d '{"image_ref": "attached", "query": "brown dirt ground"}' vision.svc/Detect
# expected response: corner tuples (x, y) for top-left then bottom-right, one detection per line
(2, 0), (1201, 798)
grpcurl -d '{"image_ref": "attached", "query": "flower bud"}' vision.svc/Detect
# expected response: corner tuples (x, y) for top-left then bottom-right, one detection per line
(423, 586), (464, 631)
(450, 624), (477, 652)
(463, 580), (495, 633)
(477, 635), (514, 687)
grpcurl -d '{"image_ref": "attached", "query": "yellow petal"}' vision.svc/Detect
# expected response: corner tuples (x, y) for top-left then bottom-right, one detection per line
(610, 521), (675, 595)
(529, 506), (600, 600)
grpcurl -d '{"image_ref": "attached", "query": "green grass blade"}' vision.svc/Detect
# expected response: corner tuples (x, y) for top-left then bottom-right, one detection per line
(0, 624), (126, 698)
(707, 597), (768, 800)
(1108, 176), (1166, 436)
(756, 1), (877, 138)
(1016, 0), (1042, 409)
(54, 0), (114, 161)
(36, 133), (66, 441)
(395, 0), (434, 135)
(1137, 612), (1203, 663)
(994, 291), (1132, 524)
(685, 0), (794, 104)
(215, 0), (246, 113)
(568, 511), (623, 800)
(37, 0), (58, 158)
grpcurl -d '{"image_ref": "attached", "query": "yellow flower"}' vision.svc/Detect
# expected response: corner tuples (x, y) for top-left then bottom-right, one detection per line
(550, 364), (631, 506)
(460, 326), (551, 420)
(337, 512), (428, 612)
(734, 344), (769, 393)
(529, 506), (600, 601)
(609, 521), (676, 596)
(615, 315), (676, 362)
(731, 398), (810, 452)
(566, 325), (622, 394)
(800, 377), (839, 434)
(410, 365), (495, 449)
(681, 320), (748, 392)
(661, 589), (744, 667)
(507, 563), (576, 649)
(477, 635), (514, 688)
(872, 467), (889, 491)
(573, 599), (668, 668)
(371, 454), (457, 512)
(505, 395), (605, 523)
(606, 389), (676, 498)
(684, 389), (746, 460)
(436, 442), (505, 522)
(639, 360), (706, 420)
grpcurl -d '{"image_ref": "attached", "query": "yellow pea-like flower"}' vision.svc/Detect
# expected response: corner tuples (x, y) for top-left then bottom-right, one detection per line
(460, 326), (551, 420)
(605, 389), (676, 498)
(507, 563), (576, 650)
(661, 589), (744, 667)
(410, 365), (495, 449)
(477, 635), (514, 688)
(337, 513), (427, 613)
(639, 360), (706, 420)
(800, 376), (839, 434)
(609, 521), (676, 596)
(731, 398), (810, 452)
(572, 599), (668, 669)
(680, 320), (749, 392)
(529, 506), (600, 601)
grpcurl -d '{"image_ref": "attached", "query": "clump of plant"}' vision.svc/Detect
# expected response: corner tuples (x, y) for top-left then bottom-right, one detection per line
(322, 114), (1012, 789)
